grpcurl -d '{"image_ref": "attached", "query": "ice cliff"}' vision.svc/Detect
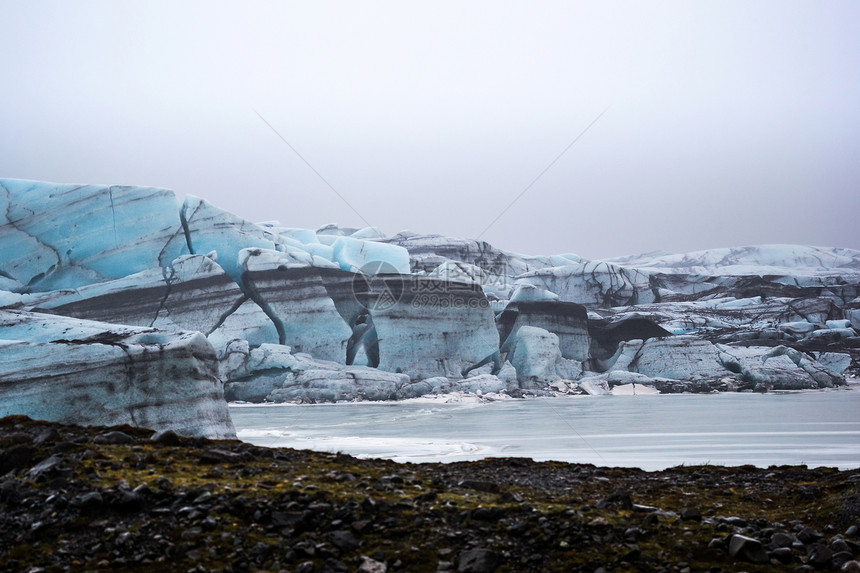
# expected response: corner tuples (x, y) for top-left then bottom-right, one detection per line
(1, 178), (858, 428)
(0, 309), (235, 438)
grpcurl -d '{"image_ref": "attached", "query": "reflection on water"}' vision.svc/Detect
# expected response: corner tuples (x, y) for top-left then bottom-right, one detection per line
(229, 388), (860, 470)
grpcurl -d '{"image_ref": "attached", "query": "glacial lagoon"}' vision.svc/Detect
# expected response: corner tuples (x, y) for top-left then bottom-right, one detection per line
(231, 385), (860, 471)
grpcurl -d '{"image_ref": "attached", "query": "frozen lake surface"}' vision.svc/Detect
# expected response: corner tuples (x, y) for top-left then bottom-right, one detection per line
(230, 387), (860, 471)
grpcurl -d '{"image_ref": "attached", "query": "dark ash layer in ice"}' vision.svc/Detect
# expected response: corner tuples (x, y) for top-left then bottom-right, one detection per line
(1, 179), (858, 419)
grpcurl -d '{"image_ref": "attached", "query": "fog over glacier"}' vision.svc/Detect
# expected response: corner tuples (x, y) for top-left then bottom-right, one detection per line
(2, 1), (859, 258)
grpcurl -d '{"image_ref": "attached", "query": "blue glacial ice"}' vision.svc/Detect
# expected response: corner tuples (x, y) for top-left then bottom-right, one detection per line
(0, 178), (857, 413)
(330, 236), (410, 274)
(0, 179), (187, 292)
(0, 309), (235, 438)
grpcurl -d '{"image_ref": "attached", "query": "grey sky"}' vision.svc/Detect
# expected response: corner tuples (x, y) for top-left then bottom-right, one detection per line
(2, 1), (858, 259)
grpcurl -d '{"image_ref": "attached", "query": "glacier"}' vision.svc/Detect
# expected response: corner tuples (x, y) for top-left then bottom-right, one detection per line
(1, 177), (858, 433)
(0, 309), (235, 438)
(0, 179), (188, 292)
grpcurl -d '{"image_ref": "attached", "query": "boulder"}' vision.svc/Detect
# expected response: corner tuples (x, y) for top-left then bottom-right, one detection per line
(268, 365), (409, 403)
(818, 352), (852, 376)
(609, 335), (727, 381)
(507, 326), (582, 388)
(457, 374), (510, 395)
(457, 547), (499, 573)
(728, 534), (769, 564)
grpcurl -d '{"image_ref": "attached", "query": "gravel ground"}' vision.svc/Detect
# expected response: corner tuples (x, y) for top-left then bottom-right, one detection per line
(1, 415), (859, 572)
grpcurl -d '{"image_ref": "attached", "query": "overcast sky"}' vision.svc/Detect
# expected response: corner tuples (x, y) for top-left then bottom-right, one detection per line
(2, 1), (858, 259)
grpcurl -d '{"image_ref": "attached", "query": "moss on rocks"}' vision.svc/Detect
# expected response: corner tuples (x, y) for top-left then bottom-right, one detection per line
(1, 415), (858, 572)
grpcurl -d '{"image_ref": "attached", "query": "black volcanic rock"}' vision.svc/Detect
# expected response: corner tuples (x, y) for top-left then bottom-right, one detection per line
(3, 415), (859, 572)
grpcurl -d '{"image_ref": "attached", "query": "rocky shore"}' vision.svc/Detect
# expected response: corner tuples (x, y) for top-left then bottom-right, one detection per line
(2, 416), (859, 572)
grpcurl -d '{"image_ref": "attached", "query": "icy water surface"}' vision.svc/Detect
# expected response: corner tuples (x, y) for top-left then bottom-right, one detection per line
(230, 388), (860, 470)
